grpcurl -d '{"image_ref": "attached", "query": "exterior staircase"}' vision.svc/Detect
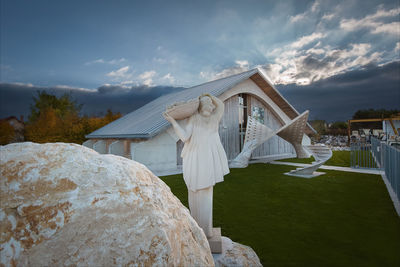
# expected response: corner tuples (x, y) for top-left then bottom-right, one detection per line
(230, 116), (276, 168)
(284, 144), (333, 178)
(230, 111), (310, 168)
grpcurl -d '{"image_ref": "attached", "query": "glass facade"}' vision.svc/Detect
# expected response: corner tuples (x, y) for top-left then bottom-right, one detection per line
(252, 106), (265, 124)
(238, 94), (248, 151)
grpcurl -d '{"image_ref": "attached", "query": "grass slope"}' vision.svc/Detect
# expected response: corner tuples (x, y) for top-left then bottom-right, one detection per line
(161, 163), (400, 267)
(277, 151), (351, 167)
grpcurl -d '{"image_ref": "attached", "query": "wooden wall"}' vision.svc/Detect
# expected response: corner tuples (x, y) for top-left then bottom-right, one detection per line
(218, 94), (295, 160)
(250, 96), (295, 158)
(219, 95), (240, 160)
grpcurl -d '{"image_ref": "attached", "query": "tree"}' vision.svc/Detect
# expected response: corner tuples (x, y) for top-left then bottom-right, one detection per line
(25, 108), (63, 143)
(310, 120), (327, 135)
(328, 121), (348, 135)
(0, 120), (15, 145)
(28, 91), (81, 123)
(25, 91), (122, 144)
(80, 110), (122, 142)
(351, 108), (400, 130)
(104, 109), (121, 123)
(352, 108), (399, 120)
(26, 91), (82, 143)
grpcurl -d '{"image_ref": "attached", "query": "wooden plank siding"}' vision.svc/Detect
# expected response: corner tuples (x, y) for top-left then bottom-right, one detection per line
(219, 95), (241, 160)
(218, 93), (294, 161)
(250, 73), (298, 119)
(249, 96), (295, 158)
(175, 95), (240, 162)
(250, 73), (314, 135)
(176, 89), (298, 165)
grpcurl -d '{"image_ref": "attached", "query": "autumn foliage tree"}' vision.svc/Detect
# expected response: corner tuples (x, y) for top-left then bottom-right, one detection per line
(28, 91), (82, 123)
(25, 91), (121, 144)
(0, 120), (15, 145)
(25, 91), (81, 143)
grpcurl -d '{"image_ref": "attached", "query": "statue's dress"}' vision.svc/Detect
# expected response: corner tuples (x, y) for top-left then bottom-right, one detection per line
(181, 112), (229, 192)
(179, 107), (229, 238)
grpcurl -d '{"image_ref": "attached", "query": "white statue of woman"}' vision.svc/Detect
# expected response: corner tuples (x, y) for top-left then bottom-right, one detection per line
(163, 94), (229, 238)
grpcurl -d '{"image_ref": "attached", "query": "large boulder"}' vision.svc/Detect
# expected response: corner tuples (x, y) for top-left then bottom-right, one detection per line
(0, 142), (214, 266)
(213, 237), (262, 267)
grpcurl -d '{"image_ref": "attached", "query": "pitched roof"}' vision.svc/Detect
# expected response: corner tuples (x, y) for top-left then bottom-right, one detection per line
(86, 68), (315, 139)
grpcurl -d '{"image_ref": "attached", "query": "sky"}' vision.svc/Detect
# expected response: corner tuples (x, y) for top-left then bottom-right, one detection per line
(0, 0), (399, 121)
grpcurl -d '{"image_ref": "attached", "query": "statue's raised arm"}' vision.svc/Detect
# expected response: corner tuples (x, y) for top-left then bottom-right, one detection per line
(210, 95), (224, 121)
(163, 112), (193, 142)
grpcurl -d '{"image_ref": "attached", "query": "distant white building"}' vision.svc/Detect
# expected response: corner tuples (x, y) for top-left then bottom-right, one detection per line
(85, 68), (315, 175)
(383, 119), (400, 138)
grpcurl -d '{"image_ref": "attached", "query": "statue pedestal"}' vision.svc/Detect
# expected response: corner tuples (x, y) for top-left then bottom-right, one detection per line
(208, 227), (222, 253)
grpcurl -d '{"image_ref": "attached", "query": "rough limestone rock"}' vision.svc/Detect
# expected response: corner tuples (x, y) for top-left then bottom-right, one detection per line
(0, 142), (214, 266)
(213, 237), (262, 267)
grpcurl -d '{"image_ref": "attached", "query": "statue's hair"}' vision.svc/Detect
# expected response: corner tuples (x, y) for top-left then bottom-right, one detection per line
(198, 93), (215, 113)
(199, 93), (212, 99)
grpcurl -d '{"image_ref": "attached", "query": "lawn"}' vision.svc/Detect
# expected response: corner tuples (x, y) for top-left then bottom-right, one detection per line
(160, 163), (400, 267)
(277, 150), (351, 167)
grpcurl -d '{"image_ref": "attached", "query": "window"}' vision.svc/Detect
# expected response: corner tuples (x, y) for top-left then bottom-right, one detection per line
(238, 94), (248, 151)
(252, 106), (265, 124)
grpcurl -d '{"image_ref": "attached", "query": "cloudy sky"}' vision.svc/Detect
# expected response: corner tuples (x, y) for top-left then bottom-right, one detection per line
(1, 0), (399, 121)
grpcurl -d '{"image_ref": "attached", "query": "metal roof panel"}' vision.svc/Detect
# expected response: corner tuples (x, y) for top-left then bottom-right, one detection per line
(86, 68), (316, 138)
(86, 69), (258, 138)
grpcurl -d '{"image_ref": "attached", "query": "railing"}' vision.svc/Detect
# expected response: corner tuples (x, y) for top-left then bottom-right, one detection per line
(371, 137), (383, 167)
(350, 141), (378, 169)
(382, 142), (399, 201)
(371, 137), (400, 203)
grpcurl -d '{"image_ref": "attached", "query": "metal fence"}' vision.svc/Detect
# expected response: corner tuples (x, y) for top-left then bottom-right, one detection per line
(371, 137), (383, 167)
(370, 137), (400, 203)
(381, 142), (400, 200)
(350, 141), (378, 169)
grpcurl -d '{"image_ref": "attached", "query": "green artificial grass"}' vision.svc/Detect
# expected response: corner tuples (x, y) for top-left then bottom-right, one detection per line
(161, 163), (400, 267)
(277, 156), (315, 164)
(278, 150), (351, 167)
(325, 151), (351, 167)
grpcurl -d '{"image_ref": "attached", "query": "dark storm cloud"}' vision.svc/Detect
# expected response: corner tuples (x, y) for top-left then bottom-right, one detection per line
(1, 61), (399, 122)
(301, 55), (332, 71)
(277, 61), (400, 122)
(95, 84), (177, 96)
(0, 83), (184, 119)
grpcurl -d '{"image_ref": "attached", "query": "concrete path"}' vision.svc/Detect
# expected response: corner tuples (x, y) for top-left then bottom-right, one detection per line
(270, 161), (384, 175)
